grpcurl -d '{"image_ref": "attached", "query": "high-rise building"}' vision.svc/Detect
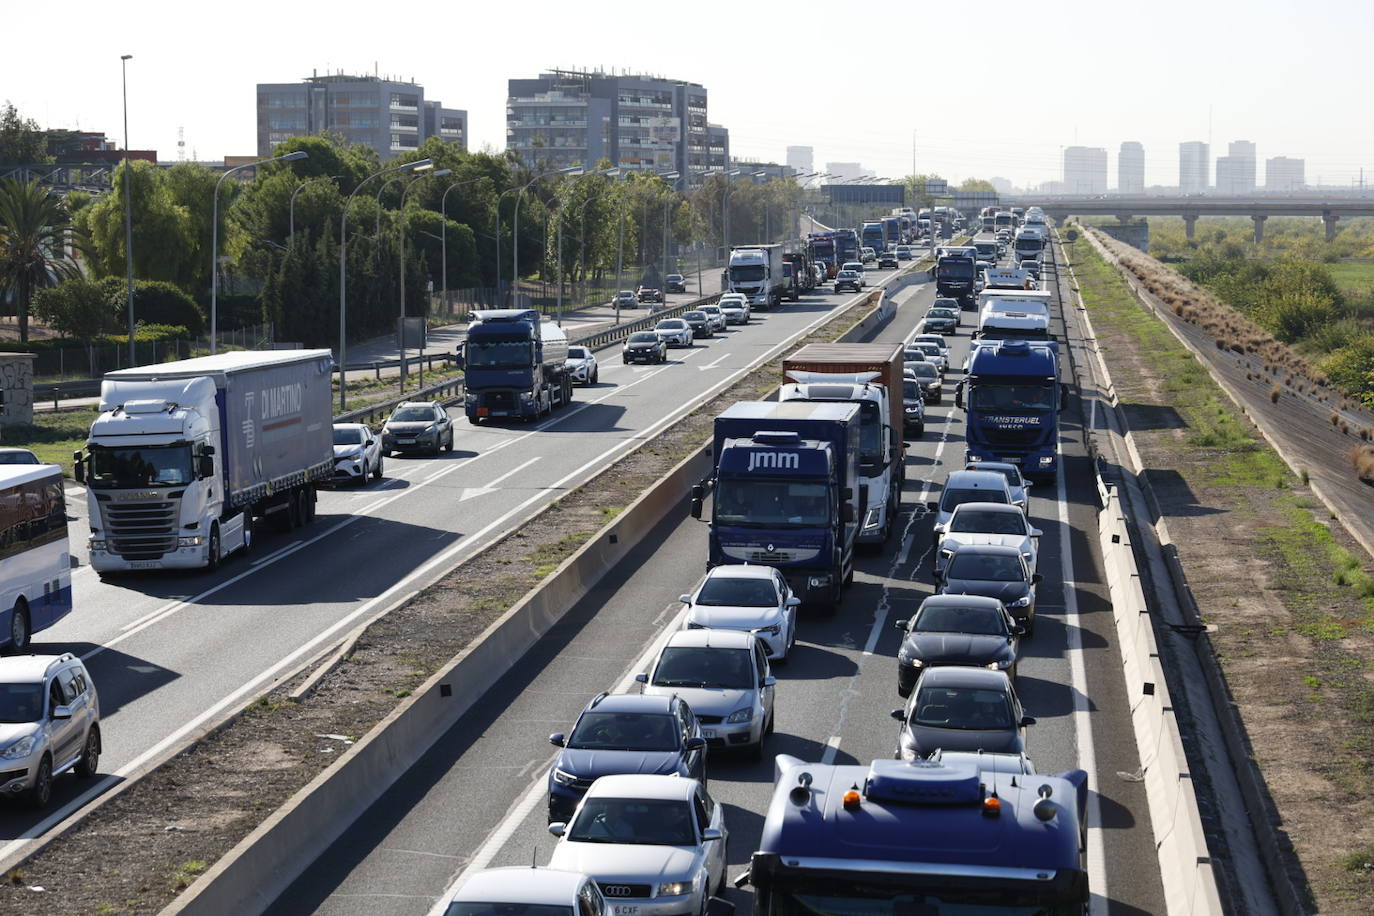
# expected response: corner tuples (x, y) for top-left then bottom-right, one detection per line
(1215, 140), (1257, 194)
(506, 69), (720, 184)
(1117, 141), (1145, 193)
(1179, 141), (1209, 192)
(1266, 156), (1306, 190)
(256, 72), (467, 161)
(1062, 146), (1108, 194)
(786, 145), (813, 177)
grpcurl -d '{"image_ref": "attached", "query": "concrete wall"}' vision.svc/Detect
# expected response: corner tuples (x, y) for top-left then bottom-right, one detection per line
(0, 354), (35, 426)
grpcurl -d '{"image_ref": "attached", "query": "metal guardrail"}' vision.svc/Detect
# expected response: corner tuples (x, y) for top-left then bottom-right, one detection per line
(568, 292), (723, 350)
(335, 375), (466, 426)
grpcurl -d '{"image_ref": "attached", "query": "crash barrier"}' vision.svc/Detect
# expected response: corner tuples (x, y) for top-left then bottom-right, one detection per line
(165, 283), (897, 916)
(334, 375), (466, 426)
(570, 292), (723, 350)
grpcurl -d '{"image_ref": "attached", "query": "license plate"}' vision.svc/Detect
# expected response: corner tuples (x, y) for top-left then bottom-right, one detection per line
(398, 438), (415, 444)
(475, 408), (489, 417)
(129, 560), (159, 569)
(701, 728), (718, 739)
(611, 907), (638, 916)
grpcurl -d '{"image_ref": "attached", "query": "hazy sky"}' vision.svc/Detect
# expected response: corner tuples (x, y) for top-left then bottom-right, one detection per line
(6, 0), (1372, 190)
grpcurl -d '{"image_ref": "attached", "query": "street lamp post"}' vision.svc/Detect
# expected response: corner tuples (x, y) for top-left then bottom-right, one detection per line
(439, 176), (488, 322)
(338, 158), (433, 410)
(398, 168), (451, 389)
(119, 54), (135, 366)
(512, 166), (580, 308)
(211, 149), (308, 353)
(657, 171), (679, 286)
(289, 174), (341, 241)
(375, 176), (404, 243)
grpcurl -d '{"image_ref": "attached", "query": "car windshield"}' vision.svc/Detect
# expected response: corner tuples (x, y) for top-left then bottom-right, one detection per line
(88, 445), (194, 489)
(568, 797), (697, 846)
(446, 905), (571, 916)
(390, 406), (437, 422)
(928, 309), (957, 319)
(684, 312), (706, 321)
(713, 479), (829, 527)
(914, 605), (1006, 635)
(947, 552), (1025, 582)
(568, 711), (679, 751)
(658, 321), (686, 330)
(903, 380), (922, 400)
(0, 682), (43, 723)
(906, 362), (938, 380)
(913, 344), (939, 357)
(838, 272), (856, 279)
(968, 384), (1056, 412)
(950, 509), (1027, 535)
(912, 686), (1014, 730)
(978, 466), (1024, 488)
(652, 646), (755, 689)
(696, 576), (778, 607)
(333, 428), (364, 445)
(0, 451), (37, 464)
(702, 306), (722, 314)
(466, 340), (531, 369)
(568, 347), (589, 359)
(667, 275), (683, 281)
(628, 333), (657, 343)
(941, 487), (1008, 512)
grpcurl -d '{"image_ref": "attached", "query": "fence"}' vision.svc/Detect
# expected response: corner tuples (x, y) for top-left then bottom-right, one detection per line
(29, 323), (274, 383)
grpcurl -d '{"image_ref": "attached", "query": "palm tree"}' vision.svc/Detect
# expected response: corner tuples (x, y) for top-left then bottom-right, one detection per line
(0, 178), (85, 341)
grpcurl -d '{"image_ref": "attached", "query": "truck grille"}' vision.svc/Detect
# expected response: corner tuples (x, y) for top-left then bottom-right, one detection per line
(104, 500), (178, 560)
(484, 391), (516, 409)
(984, 427), (1042, 446)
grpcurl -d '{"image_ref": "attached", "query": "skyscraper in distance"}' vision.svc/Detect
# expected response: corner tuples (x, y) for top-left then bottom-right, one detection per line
(1118, 141), (1144, 193)
(1179, 141), (1209, 192)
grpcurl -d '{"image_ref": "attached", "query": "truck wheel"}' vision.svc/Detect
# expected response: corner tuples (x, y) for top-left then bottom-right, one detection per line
(207, 524), (221, 573)
(7, 600), (30, 652)
(304, 488), (317, 523)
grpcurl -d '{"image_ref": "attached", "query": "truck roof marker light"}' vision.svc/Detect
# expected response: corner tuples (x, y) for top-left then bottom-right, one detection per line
(842, 786), (861, 811)
(982, 795), (1002, 817)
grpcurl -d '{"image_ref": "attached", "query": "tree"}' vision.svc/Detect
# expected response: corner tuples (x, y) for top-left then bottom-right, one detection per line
(77, 160), (196, 290)
(904, 174), (944, 209)
(959, 178), (995, 192)
(0, 178), (85, 340)
(97, 278), (205, 336)
(31, 278), (116, 340)
(0, 103), (51, 166)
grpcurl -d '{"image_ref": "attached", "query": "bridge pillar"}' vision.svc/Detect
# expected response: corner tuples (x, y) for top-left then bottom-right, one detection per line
(1324, 211), (1339, 242)
(1252, 214), (1267, 244)
(1183, 214), (1198, 239)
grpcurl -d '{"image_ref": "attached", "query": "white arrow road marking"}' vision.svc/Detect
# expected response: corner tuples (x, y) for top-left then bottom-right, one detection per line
(457, 457), (541, 502)
(697, 353), (730, 371)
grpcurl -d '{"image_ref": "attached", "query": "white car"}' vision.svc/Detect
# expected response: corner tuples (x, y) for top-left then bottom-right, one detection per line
(698, 304), (728, 331)
(442, 867), (603, 915)
(654, 319), (694, 348)
(933, 501), (1042, 577)
(841, 261), (867, 286)
(895, 245), (914, 260)
(331, 423), (383, 484)
(717, 293), (750, 324)
(930, 469), (1015, 529)
(909, 334), (951, 367)
(565, 346), (599, 386)
(966, 460), (1032, 511)
(860, 247), (876, 263)
(680, 565), (800, 661)
(548, 774), (727, 916)
(637, 629), (775, 757)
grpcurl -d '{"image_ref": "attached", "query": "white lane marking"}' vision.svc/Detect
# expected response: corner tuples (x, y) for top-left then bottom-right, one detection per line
(820, 735), (842, 766)
(457, 457), (541, 503)
(697, 353), (730, 371)
(1057, 463), (1108, 913)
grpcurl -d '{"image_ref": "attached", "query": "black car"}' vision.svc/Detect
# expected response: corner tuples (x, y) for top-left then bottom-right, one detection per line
(937, 543), (1041, 633)
(894, 595), (1022, 697)
(905, 360), (941, 404)
(546, 692), (707, 822)
(665, 274), (688, 293)
(834, 269), (863, 293)
(682, 310), (714, 338)
(902, 378), (925, 438)
(878, 252), (899, 269)
(623, 330), (668, 364)
(381, 401), (454, 456)
(891, 667), (1034, 760)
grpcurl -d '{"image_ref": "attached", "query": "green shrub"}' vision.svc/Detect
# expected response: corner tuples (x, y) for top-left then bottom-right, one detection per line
(97, 278), (206, 336)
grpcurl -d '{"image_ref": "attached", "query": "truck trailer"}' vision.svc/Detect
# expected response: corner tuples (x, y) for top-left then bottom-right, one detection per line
(460, 309), (571, 422)
(76, 350), (335, 573)
(693, 401), (861, 609)
(727, 244), (787, 309)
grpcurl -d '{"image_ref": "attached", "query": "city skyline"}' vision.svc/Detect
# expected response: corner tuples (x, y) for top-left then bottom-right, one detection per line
(5, 0), (1373, 190)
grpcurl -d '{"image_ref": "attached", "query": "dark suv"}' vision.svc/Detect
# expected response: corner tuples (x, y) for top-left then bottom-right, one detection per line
(382, 401), (454, 456)
(547, 692), (706, 821)
(665, 274), (687, 293)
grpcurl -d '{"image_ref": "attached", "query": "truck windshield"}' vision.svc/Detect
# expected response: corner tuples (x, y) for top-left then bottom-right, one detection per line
(937, 262), (975, 280)
(857, 400), (882, 472)
(768, 890), (1076, 915)
(730, 265), (765, 283)
(467, 340), (532, 369)
(969, 384), (1056, 411)
(713, 480), (829, 527)
(978, 327), (1051, 342)
(88, 445), (194, 489)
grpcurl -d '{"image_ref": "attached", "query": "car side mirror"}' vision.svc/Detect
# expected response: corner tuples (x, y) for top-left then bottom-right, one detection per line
(932, 523), (945, 534)
(685, 736), (707, 751)
(548, 822), (567, 837)
(549, 733), (566, 747)
(1021, 716), (1037, 727)
(1012, 625), (1026, 636)
(635, 673), (648, 685)
(894, 619), (909, 631)
(762, 676), (776, 688)
(1030, 529), (1043, 538)
(785, 597), (800, 608)
(679, 594), (693, 605)
(52, 705), (73, 720)
(889, 709), (906, 721)
(1032, 573), (1043, 584)
(926, 501), (938, 511)
(702, 827), (724, 842)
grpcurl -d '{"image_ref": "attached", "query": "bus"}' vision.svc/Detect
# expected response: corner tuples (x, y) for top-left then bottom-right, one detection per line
(0, 465), (73, 649)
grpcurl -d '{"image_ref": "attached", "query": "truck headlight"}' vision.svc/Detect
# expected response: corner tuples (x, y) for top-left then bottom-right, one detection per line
(178, 536), (203, 547)
(657, 881), (691, 896)
(1039, 455), (1054, 466)
(726, 707), (754, 724)
(0, 736), (36, 760)
(551, 768), (578, 787)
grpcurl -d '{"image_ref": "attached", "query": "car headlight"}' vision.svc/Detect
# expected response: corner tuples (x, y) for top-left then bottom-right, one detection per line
(863, 508), (882, 530)
(726, 707), (754, 724)
(986, 658), (1013, 670)
(657, 881), (692, 896)
(551, 768), (578, 787)
(178, 536), (204, 547)
(1009, 595), (1032, 607)
(0, 736), (37, 760)
(939, 548), (953, 558)
(753, 624), (781, 637)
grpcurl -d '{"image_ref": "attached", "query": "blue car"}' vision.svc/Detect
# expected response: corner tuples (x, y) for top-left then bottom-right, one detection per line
(546, 692), (707, 822)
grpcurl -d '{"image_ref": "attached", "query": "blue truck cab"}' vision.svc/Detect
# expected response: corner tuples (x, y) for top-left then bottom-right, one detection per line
(691, 401), (862, 609)
(458, 309), (571, 422)
(936, 253), (979, 308)
(958, 339), (1067, 479)
(739, 753), (1089, 914)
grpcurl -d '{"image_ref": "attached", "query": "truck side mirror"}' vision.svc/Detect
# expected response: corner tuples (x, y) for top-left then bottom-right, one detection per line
(72, 451), (85, 483)
(1060, 382), (1069, 410)
(454, 346), (465, 370)
(199, 455), (215, 480)
(690, 497), (703, 520)
(841, 504), (854, 523)
(841, 487), (853, 501)
(690, 483), (705, 501)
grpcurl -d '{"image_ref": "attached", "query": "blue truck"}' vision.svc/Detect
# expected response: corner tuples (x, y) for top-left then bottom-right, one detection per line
(861, 220), (886, 254)
(458, 309), (571, 423)
(738, 752), (1090, 914)
(936, 250), (979, 308)
(691, 401), (861, 609)
(958, 339), (1067, 479)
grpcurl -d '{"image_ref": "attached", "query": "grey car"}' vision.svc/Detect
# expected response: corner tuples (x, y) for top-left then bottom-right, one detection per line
(0, 654), (100, 808)
(894, 594), (1022, 697)
(682, 310), (715, 339)
(382, 401), (454, 456)
(891, 667), (1034, 761)
(937, 543), (1042, 633)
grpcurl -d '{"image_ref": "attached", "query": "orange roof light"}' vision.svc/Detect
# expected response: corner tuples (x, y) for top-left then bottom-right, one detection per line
(982, 795), (1002, 817)
(842, 789), (861, 811)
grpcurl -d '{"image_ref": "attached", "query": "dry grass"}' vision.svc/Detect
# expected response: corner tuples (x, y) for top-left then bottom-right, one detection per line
(1352, 445), (1374, 484)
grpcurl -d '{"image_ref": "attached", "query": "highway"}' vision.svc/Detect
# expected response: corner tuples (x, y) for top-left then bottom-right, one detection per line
(0, 260), (911, 860)
(264, 238), (1168, 916)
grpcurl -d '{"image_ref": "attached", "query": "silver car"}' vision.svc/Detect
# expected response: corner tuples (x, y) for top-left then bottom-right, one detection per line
(548, 774), (727, 916)
(697, 304), (728, 331)
(680, 565), (800, 661)
(442, 866), (603, 915)
(565, 346), (599, 385)
(0, 654), (100, 807)
(637, 629), (775, 758)
(716, 294), (750, 325)
(965, 460), (1031, 511)
(654, 319), (694, 348)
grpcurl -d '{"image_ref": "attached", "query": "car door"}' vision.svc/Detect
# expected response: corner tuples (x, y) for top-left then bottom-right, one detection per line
(48, 674), (82, 766)
(432, 405), (451, 441)
(754, 640), (774, 721)
(772, 570), (794, 644)
(694, 785), (727, 890)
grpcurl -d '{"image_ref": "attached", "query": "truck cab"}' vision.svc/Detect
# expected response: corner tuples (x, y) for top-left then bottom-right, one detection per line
(959, 339), (1067, 478)
(460, 309), (571, 421)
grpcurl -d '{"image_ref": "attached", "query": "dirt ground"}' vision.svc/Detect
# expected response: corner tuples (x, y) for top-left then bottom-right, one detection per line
(0, 295), (880, 916)
(1065, 234), (1374, 912)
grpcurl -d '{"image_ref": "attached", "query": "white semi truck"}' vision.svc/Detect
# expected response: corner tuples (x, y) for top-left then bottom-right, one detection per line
(727, 244), (787, 309)
(75, 350), (335, 573)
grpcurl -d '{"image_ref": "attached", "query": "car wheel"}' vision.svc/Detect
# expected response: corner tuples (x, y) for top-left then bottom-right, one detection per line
(445, 431), (454, 452)
(373, 455), (384, 480)
(75, 726), (100, 778)
(27, 755), (52, 809)
(7, 600), (30, 652)
(915, 422), (925, 437)
(1024, 613), (1036, 637)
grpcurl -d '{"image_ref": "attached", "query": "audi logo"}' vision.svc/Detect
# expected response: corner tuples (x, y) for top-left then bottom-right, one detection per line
(602, 885), (633, 897)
